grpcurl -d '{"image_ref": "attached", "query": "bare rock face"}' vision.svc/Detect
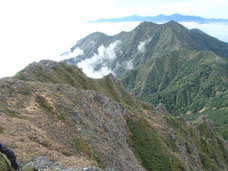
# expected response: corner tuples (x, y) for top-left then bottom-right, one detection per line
(195, 114), (215, 130)
(156, 103), (167, 114)
(0, 78), (144, 171)
(1, 75), (228, 170)
(22, 156), (102, 171)
(54, 88), (144, 170)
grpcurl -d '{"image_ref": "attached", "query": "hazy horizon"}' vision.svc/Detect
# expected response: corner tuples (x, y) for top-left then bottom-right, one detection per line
(1, 0), (228, 78)
(1, 21), (228, 79)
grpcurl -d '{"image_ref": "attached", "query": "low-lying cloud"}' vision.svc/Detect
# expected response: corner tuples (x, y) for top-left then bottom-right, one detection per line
(77, 40), (121, 78)
(60, 48), (84, 60)
(137, 38), (152, 53)
(125, 60), (134, 70)
(78, 64), (114, 79)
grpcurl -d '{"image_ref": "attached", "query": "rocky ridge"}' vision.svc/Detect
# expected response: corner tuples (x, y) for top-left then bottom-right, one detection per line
(0, 78), (143, 170)
(0, 61), (228, 170)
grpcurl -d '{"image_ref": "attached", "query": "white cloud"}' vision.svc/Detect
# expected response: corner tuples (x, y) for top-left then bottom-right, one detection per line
(71, 48), (84, 57)
(138, 41), (147, 53)
(60, 48), (84, 61)
(0, 0), (228, 78)
(126, 60), (134, 70)
(78, 64), (114, 79)
(0, 21), (137, 78)
(114, 59), (134, 73)
(77, 40), (121, 78)
(137, 38), (152, 53)
(73, 48), (84, 56)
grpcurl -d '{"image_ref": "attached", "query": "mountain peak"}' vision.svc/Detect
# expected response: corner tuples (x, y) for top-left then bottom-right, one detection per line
(170, 13), (182, 17)
(162, 20), (189, 33)
(136, 20), (186, 32)
(85, 31), (109, 39)
(139, 21), (157, 26)
(163, 20), (184, 27)
(134, 21), (158, 31)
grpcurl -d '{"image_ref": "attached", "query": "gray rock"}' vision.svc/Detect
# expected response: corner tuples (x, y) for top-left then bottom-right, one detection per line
(168, 128), (176, 140)
(156, 103), (167, 114)
(21, 156), (103, 171)
(1, 78), (144, 170)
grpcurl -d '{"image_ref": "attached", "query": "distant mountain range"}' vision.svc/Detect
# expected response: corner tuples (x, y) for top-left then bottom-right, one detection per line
(89, 13), (228, 24)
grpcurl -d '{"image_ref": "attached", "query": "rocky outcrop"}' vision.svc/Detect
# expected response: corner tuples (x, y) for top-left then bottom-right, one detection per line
(53, 88), (144, 170)
(156, 103), (167, 114)
(22, 156), (102, 171)
(0, 78), (143, 170)
(195, 114), (215, 130)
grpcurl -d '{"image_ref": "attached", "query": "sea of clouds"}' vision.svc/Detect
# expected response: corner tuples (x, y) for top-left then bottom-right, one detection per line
(180, 22), (228, 42)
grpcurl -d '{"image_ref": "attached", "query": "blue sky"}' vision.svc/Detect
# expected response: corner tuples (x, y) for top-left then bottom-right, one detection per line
(0, 0), (228, 78)
(107, 0), (228, 18)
